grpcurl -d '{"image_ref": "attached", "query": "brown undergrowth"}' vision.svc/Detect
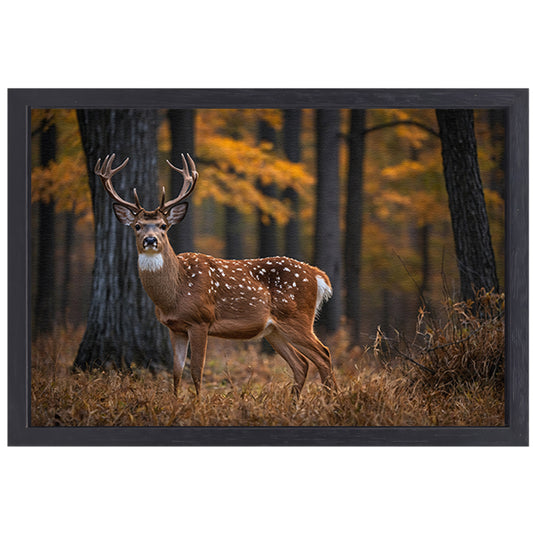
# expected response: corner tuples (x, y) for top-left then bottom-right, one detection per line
(31, 292), (504, 427)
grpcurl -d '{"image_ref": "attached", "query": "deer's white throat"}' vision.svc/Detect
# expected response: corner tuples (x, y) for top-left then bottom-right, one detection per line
(138, 253), (164, 272)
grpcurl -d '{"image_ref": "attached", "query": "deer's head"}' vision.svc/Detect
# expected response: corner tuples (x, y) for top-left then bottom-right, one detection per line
(96, 153), (198, 255)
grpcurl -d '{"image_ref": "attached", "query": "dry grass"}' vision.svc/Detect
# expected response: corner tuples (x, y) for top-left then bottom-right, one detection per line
(31, 292), (505, 427)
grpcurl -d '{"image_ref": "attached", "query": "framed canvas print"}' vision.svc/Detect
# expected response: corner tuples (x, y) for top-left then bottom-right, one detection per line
(8, 89), (528, 445)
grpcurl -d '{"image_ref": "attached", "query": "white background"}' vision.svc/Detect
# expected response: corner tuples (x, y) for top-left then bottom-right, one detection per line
(1, 2), (531, 532)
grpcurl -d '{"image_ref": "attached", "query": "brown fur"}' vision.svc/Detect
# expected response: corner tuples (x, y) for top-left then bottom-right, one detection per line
(138, 243), (336, 396)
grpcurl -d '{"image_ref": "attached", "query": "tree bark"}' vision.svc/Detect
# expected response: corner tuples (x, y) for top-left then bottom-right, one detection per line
(60, 208), (75, 326)
(282, 110), (302, 260)
(436, 109), (499, 301)
(34, 121), (57, 337)
(314, 110), (342, 332)
(225, 206), (244, 259)
(344, 110), (366, 343)
(257, 119), (279, 258)
(488, 109), (506, 199)
(74, 110), (171, 370)
(168, 109), (195, 253)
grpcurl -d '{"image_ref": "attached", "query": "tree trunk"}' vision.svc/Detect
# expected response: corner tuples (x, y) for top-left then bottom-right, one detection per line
(344, 110), (366, 343)
(225, 205), (244, 259)
(314, 110), (342, 332)
(74, 110), (171, 370)
(257, 119), (279, 258)
(282, 110), (302, 260)
(488, 109), (505, 199)
(60, 208), (75, 326)
(436, 109), (499, 301)
(34, 121), (57, 337)
(168, 109), (195, 253)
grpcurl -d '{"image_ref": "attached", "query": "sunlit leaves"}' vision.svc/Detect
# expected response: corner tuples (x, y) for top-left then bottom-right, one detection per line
(31, 153), (90, 215)
(182, 109), (314, 225)
(31, 109), (91, 217)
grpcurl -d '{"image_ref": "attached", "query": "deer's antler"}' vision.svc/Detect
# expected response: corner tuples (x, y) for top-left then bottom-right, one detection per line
(96, 153), (140, 213)
(160, 153), (198, 213)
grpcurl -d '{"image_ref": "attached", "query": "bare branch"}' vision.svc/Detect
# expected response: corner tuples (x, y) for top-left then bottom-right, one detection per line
(364, 120), (440, 138)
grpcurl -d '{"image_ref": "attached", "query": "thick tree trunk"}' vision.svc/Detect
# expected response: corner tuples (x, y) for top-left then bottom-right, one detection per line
(257, 119), (279, 258)
(74, 110), (171, 370)
(314, 110), (342, 332)
(344, 110), (366, 343)
(34, 122), (57, 337)
(168, 109), (195, 253)
(282, 110), (302, 260)
(436, 109), (499, 301)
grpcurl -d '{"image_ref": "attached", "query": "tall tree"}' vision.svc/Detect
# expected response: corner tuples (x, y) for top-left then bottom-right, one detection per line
(282, 110), (303, 260)
(34, 120), (57, 336)
(74, 110), (171, 370)
(257, 119), (279, 257)
(344, 110), (366, 343)
(168, 109), (195, 253)
(225, 206), (244, 259)
(488, 109), (505, 199)
(60, 207), (75, 326)
(314, 110), (342, 332)
(436, 109), (499, 301)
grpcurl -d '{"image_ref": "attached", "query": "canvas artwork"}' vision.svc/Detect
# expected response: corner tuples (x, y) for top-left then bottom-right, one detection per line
(28, 106), (507, 428)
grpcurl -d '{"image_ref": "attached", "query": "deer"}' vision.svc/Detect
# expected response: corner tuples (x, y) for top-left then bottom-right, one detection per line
(97, 153), (336, 397)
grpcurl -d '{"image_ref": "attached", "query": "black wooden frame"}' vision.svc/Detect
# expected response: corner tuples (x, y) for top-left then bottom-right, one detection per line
(8, 89), (528, 446)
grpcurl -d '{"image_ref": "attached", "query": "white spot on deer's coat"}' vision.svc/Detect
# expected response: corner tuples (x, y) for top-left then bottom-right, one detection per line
(138, 253), (164, 272)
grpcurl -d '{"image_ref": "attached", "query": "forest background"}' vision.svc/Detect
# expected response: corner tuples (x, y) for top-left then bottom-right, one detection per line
(29, 107), (505, 426)
(31, 108), (504, 346)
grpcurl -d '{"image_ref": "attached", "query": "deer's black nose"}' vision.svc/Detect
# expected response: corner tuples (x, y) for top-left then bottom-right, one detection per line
(143, 236), (157, 248)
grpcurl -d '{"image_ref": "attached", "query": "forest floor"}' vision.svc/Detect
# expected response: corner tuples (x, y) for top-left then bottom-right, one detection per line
(31, 292), (505, 427)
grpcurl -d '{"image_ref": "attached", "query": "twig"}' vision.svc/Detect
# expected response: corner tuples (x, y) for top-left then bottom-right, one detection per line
(393, 249), (429, 310)
(390, 342), (436, 375)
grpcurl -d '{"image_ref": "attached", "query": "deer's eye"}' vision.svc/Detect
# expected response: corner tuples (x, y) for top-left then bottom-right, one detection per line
(160, 224), (167, 231)
(135, 224), (141, 231)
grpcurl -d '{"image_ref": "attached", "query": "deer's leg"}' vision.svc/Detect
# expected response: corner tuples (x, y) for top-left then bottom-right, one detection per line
(188, 325), (209, 396)
(265, 330), (309, 398)
(169, 330), (189, 395)
(278, 327), (337, 391)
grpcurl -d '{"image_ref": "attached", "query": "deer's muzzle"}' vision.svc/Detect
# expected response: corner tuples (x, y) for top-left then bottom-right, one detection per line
(143, 236), (158, 250)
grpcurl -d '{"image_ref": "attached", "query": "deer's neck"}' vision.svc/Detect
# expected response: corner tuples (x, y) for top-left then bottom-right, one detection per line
(138, 246), (182, 312)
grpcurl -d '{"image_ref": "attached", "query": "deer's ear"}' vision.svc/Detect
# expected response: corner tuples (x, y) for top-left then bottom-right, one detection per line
(113, 203), (136, 226)
(166, 203), (188, 226)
